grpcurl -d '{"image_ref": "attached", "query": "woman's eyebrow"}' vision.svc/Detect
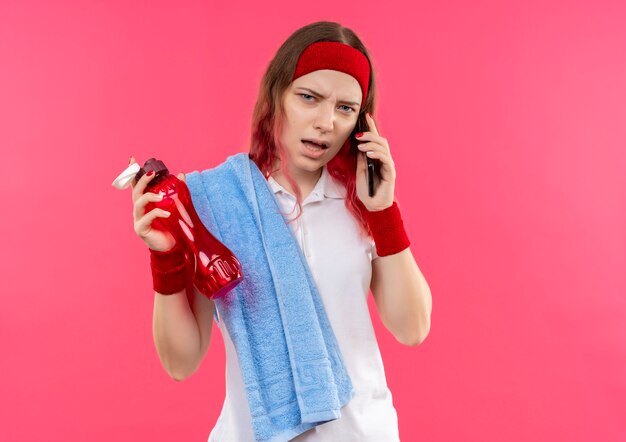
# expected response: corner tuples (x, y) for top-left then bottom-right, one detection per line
(296, 87), (360, 107)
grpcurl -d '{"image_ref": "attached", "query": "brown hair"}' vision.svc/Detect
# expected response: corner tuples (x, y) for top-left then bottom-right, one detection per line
(248, 21), (377, 239)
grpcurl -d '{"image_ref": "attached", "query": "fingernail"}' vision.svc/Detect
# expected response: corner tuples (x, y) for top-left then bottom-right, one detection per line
(367, 112), (372, 118)
(147, 170), (154, 177)
(355, 132), (363, 138)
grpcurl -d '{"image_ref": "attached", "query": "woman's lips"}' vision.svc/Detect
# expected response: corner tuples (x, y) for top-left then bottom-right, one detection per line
(301, 140), (327, 158)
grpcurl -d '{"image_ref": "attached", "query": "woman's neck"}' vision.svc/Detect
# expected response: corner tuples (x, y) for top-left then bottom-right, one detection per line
(271, 165), (323, 200)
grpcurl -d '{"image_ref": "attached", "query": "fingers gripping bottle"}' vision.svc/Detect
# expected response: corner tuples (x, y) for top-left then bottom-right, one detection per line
(138, 158), (243, 300)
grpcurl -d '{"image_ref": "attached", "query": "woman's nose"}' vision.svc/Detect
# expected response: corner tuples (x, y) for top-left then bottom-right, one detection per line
(314, 103), (334, 132)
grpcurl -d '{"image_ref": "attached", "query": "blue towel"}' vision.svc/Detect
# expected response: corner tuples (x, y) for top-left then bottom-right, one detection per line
(185, 153), (354, 441)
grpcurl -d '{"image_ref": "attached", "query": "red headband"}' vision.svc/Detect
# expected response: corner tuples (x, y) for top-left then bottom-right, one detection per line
(292, 41), (370, 106)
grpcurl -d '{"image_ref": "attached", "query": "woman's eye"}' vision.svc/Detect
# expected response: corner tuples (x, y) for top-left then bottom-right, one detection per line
(300, 94), (353, 113)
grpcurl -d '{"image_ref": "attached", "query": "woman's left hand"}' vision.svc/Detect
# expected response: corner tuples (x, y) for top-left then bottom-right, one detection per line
(355, 112), (396, 211)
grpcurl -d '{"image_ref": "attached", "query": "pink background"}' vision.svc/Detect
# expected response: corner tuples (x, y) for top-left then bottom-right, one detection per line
(1, 0), (624, 440)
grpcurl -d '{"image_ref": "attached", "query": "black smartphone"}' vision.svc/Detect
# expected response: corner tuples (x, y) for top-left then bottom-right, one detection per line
(356, 116), (378, 197)
(367, 156), (376, 197)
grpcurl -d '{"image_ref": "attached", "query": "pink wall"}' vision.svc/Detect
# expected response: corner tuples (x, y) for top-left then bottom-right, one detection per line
(1, 0), (624, 440)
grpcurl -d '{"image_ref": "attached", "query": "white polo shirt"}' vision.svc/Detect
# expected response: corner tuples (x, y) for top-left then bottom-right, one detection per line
(208, 165), (400, 441)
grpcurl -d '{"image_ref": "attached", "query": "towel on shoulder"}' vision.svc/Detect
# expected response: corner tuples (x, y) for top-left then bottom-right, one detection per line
(185, 152), (354, 442)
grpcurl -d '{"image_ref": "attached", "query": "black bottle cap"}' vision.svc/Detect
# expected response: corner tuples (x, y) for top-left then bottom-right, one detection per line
(134, 158), (169, 181)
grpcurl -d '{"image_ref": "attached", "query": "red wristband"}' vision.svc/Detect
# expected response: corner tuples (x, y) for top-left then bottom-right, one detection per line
(363, 202), (411, 257)
(149, 242), (188, 295)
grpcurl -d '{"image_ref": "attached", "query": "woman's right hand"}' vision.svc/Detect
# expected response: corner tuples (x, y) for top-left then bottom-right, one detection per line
(129, 156), (186, 252)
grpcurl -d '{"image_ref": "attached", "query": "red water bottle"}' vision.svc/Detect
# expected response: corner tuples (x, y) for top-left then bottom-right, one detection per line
(136, 158), (243, 300)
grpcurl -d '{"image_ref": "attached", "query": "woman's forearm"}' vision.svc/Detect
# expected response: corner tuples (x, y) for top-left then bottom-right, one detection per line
(371, 247), (432, 346)
(152, 288), (203, 380)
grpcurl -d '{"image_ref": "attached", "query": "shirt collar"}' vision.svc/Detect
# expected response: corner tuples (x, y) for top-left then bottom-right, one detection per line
(268, 165), (346, 200)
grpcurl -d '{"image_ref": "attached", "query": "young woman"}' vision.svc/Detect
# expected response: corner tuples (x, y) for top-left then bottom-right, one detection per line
(129, 21), (431, 442)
